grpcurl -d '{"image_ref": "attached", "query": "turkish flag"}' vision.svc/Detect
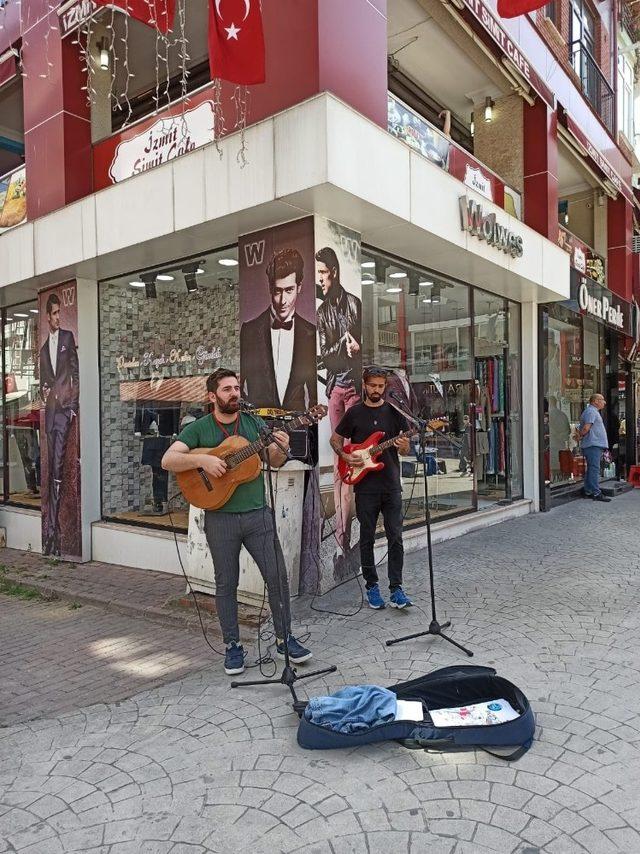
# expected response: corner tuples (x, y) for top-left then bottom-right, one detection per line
(497, 0), (547, 18)
(208, 0), (266, 85)
(93, 0), (176, 34)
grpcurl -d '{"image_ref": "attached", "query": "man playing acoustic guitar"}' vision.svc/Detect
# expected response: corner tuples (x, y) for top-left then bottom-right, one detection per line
(161, 368), (312, 675)
(330, 366), (413, 610)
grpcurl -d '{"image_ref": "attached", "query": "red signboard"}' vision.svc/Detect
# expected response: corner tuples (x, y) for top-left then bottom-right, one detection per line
(93, 85), (217, 191)
(461, 0), (555, 107)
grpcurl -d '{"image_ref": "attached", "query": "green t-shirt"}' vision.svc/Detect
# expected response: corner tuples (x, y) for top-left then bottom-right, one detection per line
(177, 412), (266, 513)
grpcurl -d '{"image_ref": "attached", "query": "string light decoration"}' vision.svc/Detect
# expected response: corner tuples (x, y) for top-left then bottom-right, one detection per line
(19, 0), (254, 165)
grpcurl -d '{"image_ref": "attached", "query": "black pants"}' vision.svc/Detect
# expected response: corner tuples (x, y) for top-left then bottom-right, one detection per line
(355, 491), (404, 591)
(151, 465), (169, 503)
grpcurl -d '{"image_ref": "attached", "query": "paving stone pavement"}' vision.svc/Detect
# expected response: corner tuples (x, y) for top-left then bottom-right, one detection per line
(2, 491), (640, 853)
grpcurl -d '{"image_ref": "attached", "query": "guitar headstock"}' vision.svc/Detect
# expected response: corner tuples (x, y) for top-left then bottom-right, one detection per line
(299, 404), (328, 425)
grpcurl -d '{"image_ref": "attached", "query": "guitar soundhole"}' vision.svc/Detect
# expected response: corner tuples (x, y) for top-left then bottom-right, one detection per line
(197, 468), (213, 492)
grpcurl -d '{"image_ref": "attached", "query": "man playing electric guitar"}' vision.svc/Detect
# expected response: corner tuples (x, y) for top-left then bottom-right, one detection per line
(161, 368), (312, 675)
(330, 366), (413, 610)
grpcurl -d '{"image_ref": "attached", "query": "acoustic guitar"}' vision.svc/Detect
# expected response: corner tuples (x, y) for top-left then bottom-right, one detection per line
(338, 420), (445, 486)
(176, 404), (327, 510)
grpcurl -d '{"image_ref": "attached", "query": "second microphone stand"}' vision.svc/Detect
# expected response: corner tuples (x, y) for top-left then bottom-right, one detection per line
(230, 417), (337, 716)
(385, 402), (473, 658)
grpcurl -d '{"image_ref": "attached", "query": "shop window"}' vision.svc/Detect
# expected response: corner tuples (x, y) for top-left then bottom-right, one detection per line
(1, 303), (41, 506)
(98, 246), (239, 530)
(543, 304), (586, 487)
(361, 249), (523, 526)
(474, 291), (523, 504)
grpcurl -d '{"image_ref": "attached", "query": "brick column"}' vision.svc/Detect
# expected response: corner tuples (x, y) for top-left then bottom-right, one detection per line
(523, 99), (558, 241)
(22, 9), (92, 220)
(607, 195), (633, 301)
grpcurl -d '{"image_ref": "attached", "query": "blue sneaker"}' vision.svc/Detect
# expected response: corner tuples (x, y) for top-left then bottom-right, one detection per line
(276, 636), (313, 664)
(224, 642), (246, 675)
(389, 587), (413, 609)
(366, 584), (386, 610)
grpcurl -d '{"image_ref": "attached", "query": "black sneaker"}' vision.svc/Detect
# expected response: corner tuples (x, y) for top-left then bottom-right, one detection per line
(224, 642), (246, 675)
(276, 636), (313, 664)
(592, 494), (611, 503)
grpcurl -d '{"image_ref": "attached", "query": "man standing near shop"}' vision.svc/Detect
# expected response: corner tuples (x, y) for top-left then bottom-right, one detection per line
(316, 246), (362, 565)
(330, 366), (413, 610)
(579, 393), (611, 503)
(39, 292), (79, 556)
(161, 368), (313, 676)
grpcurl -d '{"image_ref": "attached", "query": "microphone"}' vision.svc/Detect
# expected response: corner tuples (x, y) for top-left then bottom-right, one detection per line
(388, 390), (411, 412)
(237, 398), (256, 411)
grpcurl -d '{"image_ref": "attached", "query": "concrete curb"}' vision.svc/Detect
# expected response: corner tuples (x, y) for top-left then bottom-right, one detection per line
(0, 571), (223, 633)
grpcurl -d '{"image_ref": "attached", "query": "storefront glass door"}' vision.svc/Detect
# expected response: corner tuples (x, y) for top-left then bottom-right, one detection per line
(472, 291), (523, 504)
(2, 304), (41, 506)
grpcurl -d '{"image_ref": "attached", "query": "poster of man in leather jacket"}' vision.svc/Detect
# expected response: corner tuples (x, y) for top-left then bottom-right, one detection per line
(315, 220), (363, 579)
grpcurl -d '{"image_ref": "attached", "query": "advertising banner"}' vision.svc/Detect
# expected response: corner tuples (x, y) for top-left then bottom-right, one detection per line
(0, 166), (26, 233)
(38, 283), (82, 559)
(238, 217), (317, 412)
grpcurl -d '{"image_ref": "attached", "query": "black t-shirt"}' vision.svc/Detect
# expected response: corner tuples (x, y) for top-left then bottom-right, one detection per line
(335, 402), (408, 494)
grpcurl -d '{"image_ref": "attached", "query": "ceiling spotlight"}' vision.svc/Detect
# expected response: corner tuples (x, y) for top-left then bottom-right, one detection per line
(29, 308), (39, 313)
(470, 111), (475, 136)
(156, 274), (174, 282)
(422, 298), (432, 304)
(98, 38), (109, 71)
(420, 280), (433, 287)
(361, 260), (375, 269)
(386, 286), (403, 293)
(129, 280), (145, 288)
(141, 273), (157, 299)
(218, 258), (238, 267)
(484, 97), (494, 123)
(14, 312), (29, 318)
(183, 263), (199, 293)
(361, 277), (375, 285)
(389, 271), (407, 279)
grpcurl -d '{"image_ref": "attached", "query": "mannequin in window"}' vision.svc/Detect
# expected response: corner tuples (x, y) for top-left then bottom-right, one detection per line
(135, 403), (180, 515)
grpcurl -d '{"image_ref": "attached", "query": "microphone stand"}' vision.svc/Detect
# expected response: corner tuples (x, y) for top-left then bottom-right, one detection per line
(230, 413), (337, 716)
(385, 397), (473, 658)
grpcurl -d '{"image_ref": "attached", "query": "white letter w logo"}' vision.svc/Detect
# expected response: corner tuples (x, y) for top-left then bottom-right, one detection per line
(243, 240), (265, 267)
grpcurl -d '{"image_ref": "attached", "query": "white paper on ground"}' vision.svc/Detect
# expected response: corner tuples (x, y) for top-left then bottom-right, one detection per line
(395, 700), (424, 721)
(430, 699), (519, 727)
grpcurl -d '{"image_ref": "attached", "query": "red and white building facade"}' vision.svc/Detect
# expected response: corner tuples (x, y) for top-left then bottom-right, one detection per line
(0, 0), (638, 595)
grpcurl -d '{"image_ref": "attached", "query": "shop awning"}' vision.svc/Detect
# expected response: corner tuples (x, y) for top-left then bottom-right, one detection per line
(561, 110), (636, 206)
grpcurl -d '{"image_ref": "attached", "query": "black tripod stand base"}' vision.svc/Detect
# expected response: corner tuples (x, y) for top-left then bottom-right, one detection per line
(231, 663), (338, 716)
(386, 620), (473, 657)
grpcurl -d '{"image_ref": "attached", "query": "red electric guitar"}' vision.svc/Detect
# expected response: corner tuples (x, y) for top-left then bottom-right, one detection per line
(338, 421), (445, 485)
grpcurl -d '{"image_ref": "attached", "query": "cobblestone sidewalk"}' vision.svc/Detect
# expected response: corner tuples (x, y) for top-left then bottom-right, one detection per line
(1, 491), (640, 853)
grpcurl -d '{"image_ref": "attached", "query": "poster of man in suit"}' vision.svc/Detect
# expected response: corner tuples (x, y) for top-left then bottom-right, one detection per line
(239, 218), (317, 412)
(39, 284), (81, 558)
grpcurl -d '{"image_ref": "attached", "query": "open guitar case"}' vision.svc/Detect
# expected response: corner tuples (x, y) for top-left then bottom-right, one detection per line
(297, 665), (535, 761)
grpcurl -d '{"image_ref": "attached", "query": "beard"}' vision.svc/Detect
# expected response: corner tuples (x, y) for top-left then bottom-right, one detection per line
(366, 392), (383, 403)
(216, 396), (240, 415)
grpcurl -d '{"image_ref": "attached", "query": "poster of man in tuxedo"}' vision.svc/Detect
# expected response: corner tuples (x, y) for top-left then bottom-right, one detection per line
(38, 284), (81, 558)
(239, 218), (317, 412)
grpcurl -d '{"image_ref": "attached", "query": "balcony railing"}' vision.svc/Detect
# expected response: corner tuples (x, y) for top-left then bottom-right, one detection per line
(569, 40), (614, 134)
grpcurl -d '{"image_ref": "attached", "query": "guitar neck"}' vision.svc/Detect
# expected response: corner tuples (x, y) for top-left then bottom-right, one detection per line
(226, 414), (310, 467)
(369, 430), (414, 456)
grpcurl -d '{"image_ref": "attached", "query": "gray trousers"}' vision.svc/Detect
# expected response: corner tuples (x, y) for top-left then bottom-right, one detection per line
(204, 507), (292, 645)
